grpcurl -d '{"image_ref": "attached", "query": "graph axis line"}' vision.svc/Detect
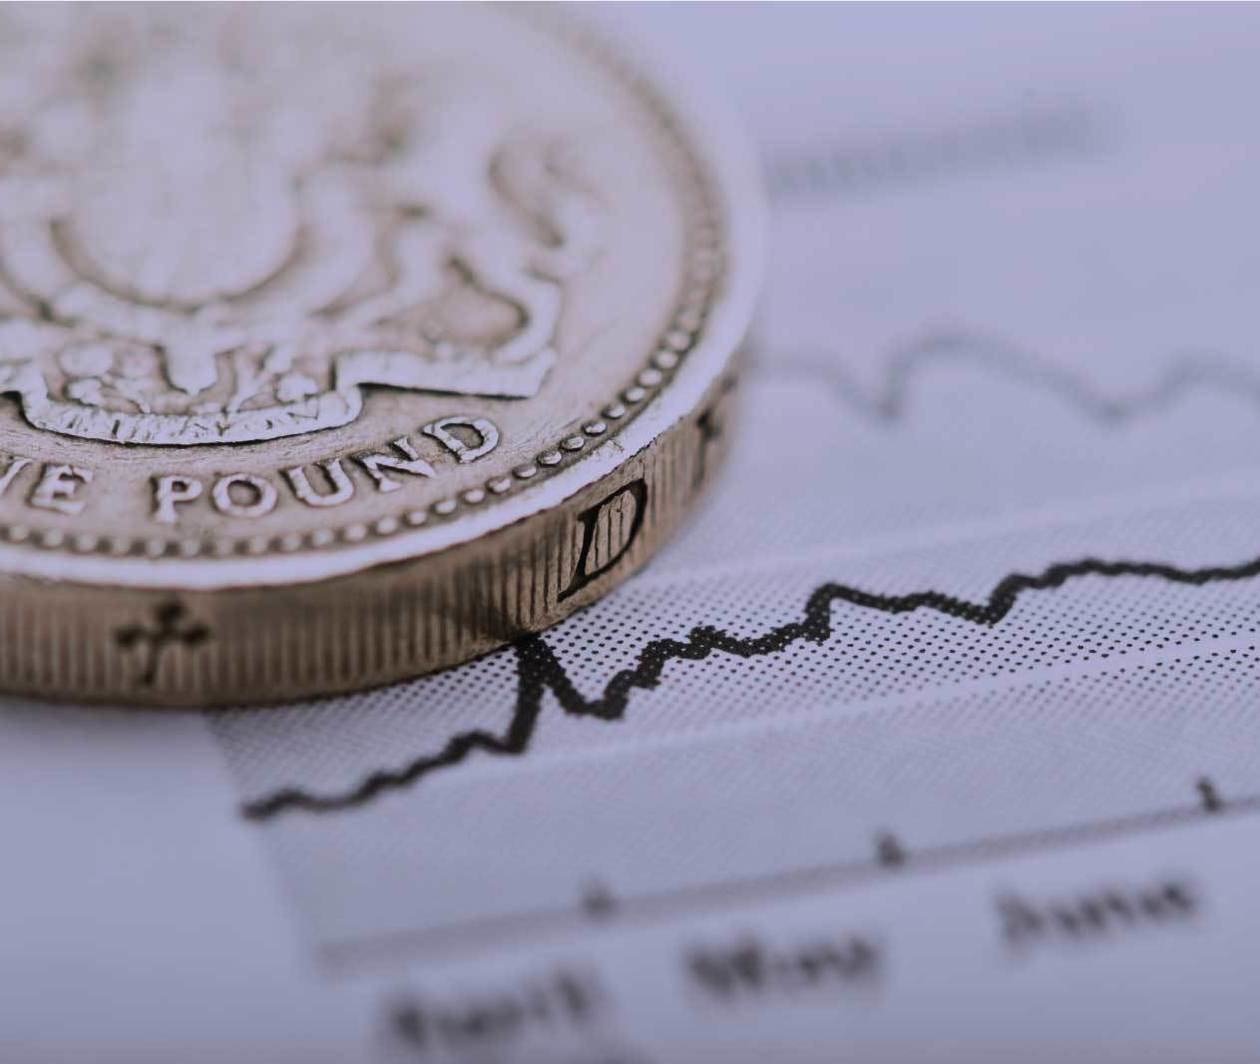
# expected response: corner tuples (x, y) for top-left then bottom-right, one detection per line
(319, 788), (1260, 970)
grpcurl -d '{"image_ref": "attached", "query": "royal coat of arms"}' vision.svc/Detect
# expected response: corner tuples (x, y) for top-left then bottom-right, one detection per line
(0, 9), (598, 445)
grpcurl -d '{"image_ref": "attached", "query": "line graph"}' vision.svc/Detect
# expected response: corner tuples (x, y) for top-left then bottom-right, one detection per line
(242, 550), (1260, 821)
(762, 327), (1260, 423)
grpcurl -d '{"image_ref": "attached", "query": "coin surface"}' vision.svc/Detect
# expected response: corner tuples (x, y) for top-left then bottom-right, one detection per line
(0, 4), (760, 705)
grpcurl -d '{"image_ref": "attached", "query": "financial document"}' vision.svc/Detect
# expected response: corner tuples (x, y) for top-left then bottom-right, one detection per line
(6, 4), (1260, 1061)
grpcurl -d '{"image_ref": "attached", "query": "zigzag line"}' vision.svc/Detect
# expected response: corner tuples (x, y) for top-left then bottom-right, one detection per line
(241, 551), (1260, 821)
(766, 328), (1260, 422)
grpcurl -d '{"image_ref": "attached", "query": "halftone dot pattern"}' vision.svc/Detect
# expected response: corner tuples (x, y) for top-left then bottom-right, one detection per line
(195, 10), (1260, 1016)
(252, 641), (1260, 950)
(515, 489), (1260, 753)
(216, 489), (1260, 808)
(214, 644), (523, 800)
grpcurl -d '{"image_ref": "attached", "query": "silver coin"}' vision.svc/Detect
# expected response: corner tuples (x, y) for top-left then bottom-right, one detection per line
(0, 4), (761, 705)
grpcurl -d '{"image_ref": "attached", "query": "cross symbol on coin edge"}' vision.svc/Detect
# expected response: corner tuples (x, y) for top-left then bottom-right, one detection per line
(116, 600), (211, 687)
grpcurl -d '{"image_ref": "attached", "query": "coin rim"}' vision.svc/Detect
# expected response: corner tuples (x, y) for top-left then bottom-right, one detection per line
(0, 7), (763, 590)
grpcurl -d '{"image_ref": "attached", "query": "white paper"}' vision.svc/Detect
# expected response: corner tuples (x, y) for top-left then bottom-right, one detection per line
(5, 5), (1260, 1061)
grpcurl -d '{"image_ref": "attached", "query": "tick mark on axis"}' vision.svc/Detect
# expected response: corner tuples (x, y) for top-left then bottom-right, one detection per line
(1196, 776), (1224, 814)
(581, 882), (619, 921)
(875, 831), (907, 868)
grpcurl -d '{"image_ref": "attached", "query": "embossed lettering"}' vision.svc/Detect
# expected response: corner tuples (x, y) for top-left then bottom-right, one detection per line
(353, 437), (436, 494)
(29, 463), (93, 515)
(0, 455), (31, 497)
(559, 478), (647, 601)
(152, 475), (204, 525)
(284, 459), (355, 508)
(211, 474), (277, 518)
(422, 416), (500, 464)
